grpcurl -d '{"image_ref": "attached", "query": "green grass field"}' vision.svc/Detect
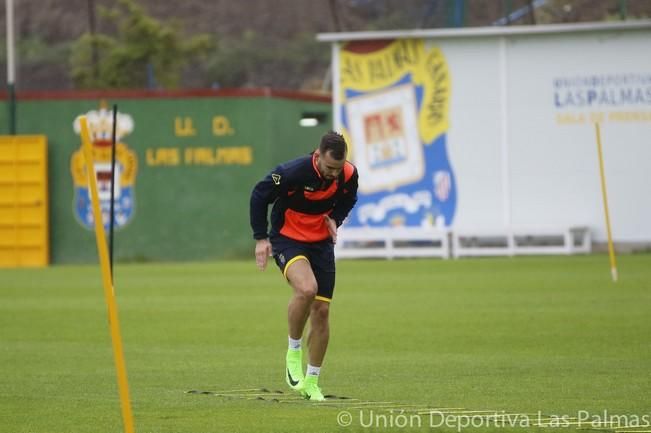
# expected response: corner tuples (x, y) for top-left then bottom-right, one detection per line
(1, 255), (650, 433)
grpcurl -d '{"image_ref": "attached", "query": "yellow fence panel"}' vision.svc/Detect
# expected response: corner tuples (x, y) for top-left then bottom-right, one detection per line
(0, 135), (49, 267)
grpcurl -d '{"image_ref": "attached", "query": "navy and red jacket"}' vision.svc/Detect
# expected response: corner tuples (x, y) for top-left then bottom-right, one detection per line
(250, 152), (358, 243)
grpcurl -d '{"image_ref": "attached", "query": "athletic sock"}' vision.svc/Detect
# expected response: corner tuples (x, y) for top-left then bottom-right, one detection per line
(288, 336), (302, 350)
(306, 364), (321, 377)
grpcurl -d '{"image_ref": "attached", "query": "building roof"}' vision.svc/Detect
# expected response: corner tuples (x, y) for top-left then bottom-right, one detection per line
(317, 20), (651, 42)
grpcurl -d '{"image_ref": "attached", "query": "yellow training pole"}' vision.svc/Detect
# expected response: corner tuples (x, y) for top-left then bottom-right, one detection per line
(80, 116), (136, 433)
(594, 122), (618, 283)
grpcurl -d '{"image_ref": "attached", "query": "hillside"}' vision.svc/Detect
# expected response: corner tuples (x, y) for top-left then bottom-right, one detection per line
(0, 0), (648, 91)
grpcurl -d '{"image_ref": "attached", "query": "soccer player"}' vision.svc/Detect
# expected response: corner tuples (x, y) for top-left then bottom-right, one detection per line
(249, 131), (358, 401)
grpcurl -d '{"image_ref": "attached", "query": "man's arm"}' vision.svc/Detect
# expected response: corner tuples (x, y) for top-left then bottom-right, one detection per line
(250, 166), (284, 239)
(249, 165), (286, 269)
(330, 167), (359, 227)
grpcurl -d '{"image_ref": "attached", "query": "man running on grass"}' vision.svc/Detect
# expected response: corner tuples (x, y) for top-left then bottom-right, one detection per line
(249, 131), (358, 401)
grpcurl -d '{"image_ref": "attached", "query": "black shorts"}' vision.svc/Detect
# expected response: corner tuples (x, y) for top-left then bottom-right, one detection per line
(270, 235), (336, 302)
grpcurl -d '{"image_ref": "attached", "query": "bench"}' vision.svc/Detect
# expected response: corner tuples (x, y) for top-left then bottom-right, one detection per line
(334, 226), (591, 259)
(335, 227), (451, 259)
(451, 226), (591, 258)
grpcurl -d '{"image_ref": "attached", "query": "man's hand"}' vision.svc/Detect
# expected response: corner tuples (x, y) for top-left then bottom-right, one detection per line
(255, 238), (272, 270)
(324, 215), (337, 244)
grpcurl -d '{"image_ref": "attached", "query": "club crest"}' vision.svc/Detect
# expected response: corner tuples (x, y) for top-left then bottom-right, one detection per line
(70, 102), (138, 230)
(339, 39), (457, 228)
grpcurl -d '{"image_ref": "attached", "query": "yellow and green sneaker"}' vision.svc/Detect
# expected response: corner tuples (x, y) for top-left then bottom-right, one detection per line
(301, 374), (325, 401)
(285, 348), (304, 390)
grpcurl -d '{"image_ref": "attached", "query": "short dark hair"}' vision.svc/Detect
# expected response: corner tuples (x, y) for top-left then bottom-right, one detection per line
(319, 131), (347, 160)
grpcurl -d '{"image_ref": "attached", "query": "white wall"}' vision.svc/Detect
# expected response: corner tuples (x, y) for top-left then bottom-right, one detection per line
(440, 29), (651, 242)
(439, 38), (506, 230)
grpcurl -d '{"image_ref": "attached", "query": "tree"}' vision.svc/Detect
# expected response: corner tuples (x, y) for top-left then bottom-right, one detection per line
(69, 0), (214, 89)
(204, 30), (330, 90)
